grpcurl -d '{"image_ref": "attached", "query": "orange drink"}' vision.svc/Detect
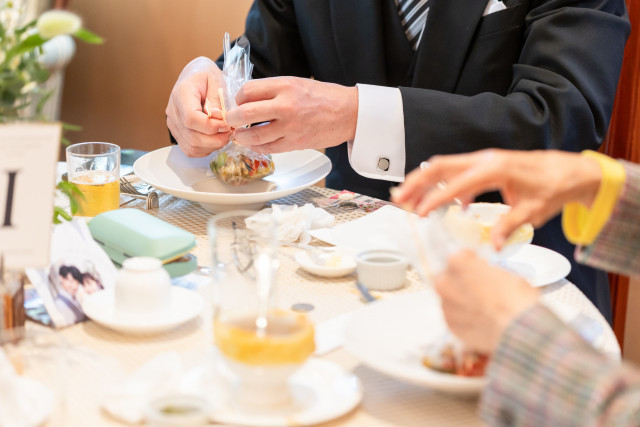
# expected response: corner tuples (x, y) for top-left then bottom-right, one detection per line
(66, 142), (120, 217)
(214, 310), (315, 366)
(71, 171), (120, 216)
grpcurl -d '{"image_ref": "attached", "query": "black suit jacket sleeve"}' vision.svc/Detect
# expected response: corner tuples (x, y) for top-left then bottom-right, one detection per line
(399, 0), (630, 172)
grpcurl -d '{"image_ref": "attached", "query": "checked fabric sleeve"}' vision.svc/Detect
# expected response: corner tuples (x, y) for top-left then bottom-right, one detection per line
(480, 304), (640, 426)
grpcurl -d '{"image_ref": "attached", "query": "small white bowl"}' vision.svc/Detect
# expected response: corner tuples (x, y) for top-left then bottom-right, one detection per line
(295, 250), (357, 278)
(356, 249), (408, 291)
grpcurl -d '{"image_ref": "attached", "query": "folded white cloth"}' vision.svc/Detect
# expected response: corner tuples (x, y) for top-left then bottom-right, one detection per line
(102, 352), (183, 424)
(245, 203), (334, 244)
(0, 349), (54, 427)
(483, 0), (507, 16)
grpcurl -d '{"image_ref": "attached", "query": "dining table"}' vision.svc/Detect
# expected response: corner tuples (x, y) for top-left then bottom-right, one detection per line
(33, 184), (620, 427)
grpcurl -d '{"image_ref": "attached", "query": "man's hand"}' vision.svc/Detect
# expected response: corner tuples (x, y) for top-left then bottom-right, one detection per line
(166, 57), (231, 157)
(225, 77), (358, 154)
(434, 250), (539, 354)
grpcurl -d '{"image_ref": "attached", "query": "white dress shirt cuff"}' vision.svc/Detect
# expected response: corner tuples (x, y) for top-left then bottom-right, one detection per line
(347, 84), (405, 182)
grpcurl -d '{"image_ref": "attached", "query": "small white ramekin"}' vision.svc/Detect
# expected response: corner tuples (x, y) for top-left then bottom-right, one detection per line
(356, 249), (409, 291)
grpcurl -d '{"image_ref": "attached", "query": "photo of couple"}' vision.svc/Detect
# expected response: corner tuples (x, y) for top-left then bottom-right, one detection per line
(26, 219), (117, 328)
(50, 263), (105, 324)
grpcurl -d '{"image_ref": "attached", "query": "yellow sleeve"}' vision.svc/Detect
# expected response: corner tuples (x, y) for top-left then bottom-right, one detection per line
(562, 150), (626, 246)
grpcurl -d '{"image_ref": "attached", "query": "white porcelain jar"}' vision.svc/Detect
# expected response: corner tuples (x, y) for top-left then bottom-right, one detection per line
(115, 257), (171, 315)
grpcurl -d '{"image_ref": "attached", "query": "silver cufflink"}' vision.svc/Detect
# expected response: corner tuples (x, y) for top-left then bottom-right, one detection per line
(377, 157), (390, 171)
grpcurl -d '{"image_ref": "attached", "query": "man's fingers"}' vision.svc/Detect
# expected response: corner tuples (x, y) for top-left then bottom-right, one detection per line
(244, 136), (288, 155)
(233, 122), (284, 147)
(225, 99), (278, 129)
(235, 77), (286, 105)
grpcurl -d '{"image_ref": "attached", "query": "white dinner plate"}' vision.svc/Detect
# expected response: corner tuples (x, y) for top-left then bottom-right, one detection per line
(501, 244), (571, 287)
(344, 290), (486, 395)
(133, 146), (332, 213)
(82, 287), (204, 334)
(207, 358), (362, 427)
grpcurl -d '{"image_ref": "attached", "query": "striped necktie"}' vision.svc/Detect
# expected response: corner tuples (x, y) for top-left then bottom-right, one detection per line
(396, 0), (430, 50)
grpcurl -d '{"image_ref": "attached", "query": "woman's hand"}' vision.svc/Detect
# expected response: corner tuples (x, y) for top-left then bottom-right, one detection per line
(434, 250), (539, 354)
(392, 149), (602, 249)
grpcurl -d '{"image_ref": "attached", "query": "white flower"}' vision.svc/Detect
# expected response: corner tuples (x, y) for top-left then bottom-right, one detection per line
(20, 81), (36, 94)
(36, 10), (82, 39)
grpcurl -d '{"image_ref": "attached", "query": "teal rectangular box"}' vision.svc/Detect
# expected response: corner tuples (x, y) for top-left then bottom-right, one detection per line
(88, 209), (197, 277)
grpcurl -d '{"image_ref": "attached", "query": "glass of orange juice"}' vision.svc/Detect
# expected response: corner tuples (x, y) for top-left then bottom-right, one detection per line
(208, 211), (315, 410)
(66, 142), (120, 216)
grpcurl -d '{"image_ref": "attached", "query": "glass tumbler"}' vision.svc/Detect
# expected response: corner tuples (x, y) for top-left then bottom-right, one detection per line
(66, 142), (120, 216)
(208, 211), (315, 410)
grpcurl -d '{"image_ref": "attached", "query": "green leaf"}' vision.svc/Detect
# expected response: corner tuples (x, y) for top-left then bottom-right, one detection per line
(62, 122), (82, 131)
(74, 28), (104, 44)
(53, 206), (72, 224)
(8, 34), (47, 59)
(56, 181), (85, 215)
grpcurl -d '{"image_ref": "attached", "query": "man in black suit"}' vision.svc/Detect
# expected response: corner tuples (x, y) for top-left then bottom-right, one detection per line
(166, 0), (629, 321)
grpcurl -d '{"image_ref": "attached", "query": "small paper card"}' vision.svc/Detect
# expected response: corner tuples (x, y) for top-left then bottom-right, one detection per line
(0, 123), (61, 269)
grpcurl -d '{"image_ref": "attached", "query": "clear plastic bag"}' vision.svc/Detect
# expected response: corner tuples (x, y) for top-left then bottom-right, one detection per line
(210, 33), (275, 186)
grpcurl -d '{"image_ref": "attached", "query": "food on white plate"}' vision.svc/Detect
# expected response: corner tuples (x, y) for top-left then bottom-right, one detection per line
(421, 338), (489, 377)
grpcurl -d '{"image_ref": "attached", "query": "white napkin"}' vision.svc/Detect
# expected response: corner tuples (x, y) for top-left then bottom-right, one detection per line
(0, 349), (54, 427)
(102, 352), (184, 424)
(483, 0), (507, 16)
(314, 312), (354, 356)
(245, 203), (334, 244)
(309, 205), (406, 253)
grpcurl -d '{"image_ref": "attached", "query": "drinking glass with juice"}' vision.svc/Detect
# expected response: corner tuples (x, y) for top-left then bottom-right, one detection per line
(66, 142), (120, 216)
(208, 211), (315, 409)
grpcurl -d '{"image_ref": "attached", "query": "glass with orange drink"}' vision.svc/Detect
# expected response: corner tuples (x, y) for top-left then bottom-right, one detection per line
(66, 142), (120, 216)
(208, 211), (315, 409)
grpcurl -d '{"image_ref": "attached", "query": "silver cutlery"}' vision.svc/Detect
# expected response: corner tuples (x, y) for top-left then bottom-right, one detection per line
(119, 176), (159, 210)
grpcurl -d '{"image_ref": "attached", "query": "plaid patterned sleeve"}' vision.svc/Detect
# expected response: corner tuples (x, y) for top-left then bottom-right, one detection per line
(480, 304), (640, 426)
(574, 161), (640, 276)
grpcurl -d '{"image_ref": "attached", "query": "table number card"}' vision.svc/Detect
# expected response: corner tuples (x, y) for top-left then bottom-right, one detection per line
(0, 123), (61, 269)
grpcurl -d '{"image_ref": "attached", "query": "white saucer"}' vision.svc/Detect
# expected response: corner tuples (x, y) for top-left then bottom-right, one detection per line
(82, 287), (204, 334)
(208, 358), (362, 426)
(294, 250), (357, 278)
(502, 244), (571, 287)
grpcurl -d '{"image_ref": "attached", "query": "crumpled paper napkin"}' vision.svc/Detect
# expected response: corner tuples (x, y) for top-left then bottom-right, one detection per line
(102, 352), (184, 424)
(0, 349), (53, 427)
(245, 203), (334, 244)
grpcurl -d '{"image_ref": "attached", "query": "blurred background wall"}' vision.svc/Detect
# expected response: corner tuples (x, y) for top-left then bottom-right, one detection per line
(60, 0), (253, 152)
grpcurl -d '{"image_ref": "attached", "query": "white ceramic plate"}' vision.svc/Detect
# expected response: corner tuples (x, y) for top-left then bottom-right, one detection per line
(294, 250), (357, 278)
(82, 287), (204, 334)
(133, 146), (332, 213)
(501, 244), (571, 287)
(208, 358), (363, 427)
(344, 290), (486, 395)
